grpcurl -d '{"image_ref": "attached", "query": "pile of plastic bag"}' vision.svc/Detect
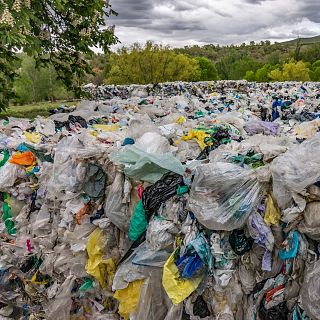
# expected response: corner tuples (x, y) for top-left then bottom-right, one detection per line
(0, 81), (320, 319)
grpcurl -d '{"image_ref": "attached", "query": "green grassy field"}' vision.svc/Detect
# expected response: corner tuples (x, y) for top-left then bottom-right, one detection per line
(0, 101), (77, 119)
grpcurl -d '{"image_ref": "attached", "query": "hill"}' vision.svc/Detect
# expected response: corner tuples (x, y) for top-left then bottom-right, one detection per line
(281, 35), (320, 46)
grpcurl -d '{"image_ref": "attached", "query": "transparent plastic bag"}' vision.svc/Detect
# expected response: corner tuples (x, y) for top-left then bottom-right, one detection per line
(131, 269), (170, 320)
(146, 217), (178, 251)
(0, 162), (25, 191)
(46, 275), (76, 320)
(188, 162), (263, 231)
(298, 202), (320, 240)
(104, 171), (130, 232)
(164, 304), (183, 320)
(300, 259), (320, 319)
(271, 133), (320, 210)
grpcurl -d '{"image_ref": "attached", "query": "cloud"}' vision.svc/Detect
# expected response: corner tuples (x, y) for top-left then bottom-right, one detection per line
(108, 0), (320, 48)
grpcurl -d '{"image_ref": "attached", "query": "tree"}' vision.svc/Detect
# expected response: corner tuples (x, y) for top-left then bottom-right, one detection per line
(244, 70), (255, 82)
(254, 64), (275, 82)
(294, 38), (302, 61)
(266, 51), (282, 65)
(0, 0), (118, 110)
(14, 55), (71, 104)
(106, 42), (200, 85)
(269, 60), (310, 82)
(195, 57), (219, 81)
(309, 60), (320, 81)
(228, 57), (262, 80)
(85, 53), (112, 86)
(301, 43), (320, 63)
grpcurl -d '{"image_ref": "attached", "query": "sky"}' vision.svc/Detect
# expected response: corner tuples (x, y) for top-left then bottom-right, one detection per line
(108, 0), (320, 48)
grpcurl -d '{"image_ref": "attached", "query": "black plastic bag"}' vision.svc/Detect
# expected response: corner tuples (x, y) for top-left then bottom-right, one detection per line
(142, 173), (184, 220)
(193, 295), (210, 318)
(259, 300), (289, 320)
(229, 229), (254, 255)
(68, 115), (87, 128)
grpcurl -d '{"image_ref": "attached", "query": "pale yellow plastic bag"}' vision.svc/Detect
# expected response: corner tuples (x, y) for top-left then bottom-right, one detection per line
(24, 131), (41, 144)
(162, 250), (203, 305)
(176, 116), (186, 125)
(86, 228), (116, 288)
(92, 124), (119, 132)
(264, 194), (281, 226)
(114, 279), (144, 320)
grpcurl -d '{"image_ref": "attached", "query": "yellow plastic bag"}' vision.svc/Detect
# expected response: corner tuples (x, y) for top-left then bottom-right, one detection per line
(176, 116), (186, 125)
(92, 124), (119, 132)
(182, 129), (211, 150)
(264, 194), (281, 226)
(86, 228), (116, 288)
(24, 131), (41, 144)
(114, 280), (144, 320)
(31, 270), (48, 285)
(162, 250), (203, 305)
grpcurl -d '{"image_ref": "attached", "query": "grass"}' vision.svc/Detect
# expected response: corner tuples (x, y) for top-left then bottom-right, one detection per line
(0, 101), (77, 119)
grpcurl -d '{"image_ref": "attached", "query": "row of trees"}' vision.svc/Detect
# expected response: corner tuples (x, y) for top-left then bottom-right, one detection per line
(10, 41), (320, 104)
(103, 42), (320, 84)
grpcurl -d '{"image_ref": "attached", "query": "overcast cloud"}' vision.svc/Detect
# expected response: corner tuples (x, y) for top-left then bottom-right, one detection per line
(108, 0), (320, 48)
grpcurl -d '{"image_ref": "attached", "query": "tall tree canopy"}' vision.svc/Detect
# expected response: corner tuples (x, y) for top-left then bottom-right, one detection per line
(106, 42), (200, 85)
(269, 60), (310, 82)
(195, 57), (219, 81)
(0, 0), (118, 110)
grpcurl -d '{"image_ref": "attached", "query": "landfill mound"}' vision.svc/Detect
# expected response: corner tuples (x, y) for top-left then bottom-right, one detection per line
(1, 81), (320, 319)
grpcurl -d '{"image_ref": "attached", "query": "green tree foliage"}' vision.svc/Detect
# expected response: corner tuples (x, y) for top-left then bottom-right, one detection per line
(85, 53), (111, 86)
(308, 60), (320, 81)
(215, 50), (243, 80)
(300, 43), (320, 63)
(244, 70), (255, 82)
(269, 60), (310, 82)
(0, 0), (118, 110)
(228, 58), (262, 80)
(14, 55), (72, 104)
(106, 42), (200, 85)
(195, 57), (219, 81)
(245, 64), (278, 82)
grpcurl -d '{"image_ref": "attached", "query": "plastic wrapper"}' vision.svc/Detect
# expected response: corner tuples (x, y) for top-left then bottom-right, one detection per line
(188, 162), (264, 230)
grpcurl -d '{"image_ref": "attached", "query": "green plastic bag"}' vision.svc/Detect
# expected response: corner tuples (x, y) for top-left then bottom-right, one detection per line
(0, 150), (9, 167)
(2, 193), (16, 235)
(129, 200), (147, 241)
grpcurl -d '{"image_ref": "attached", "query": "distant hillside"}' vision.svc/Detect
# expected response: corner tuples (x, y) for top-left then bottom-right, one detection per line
(281, 35), (320, 46)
